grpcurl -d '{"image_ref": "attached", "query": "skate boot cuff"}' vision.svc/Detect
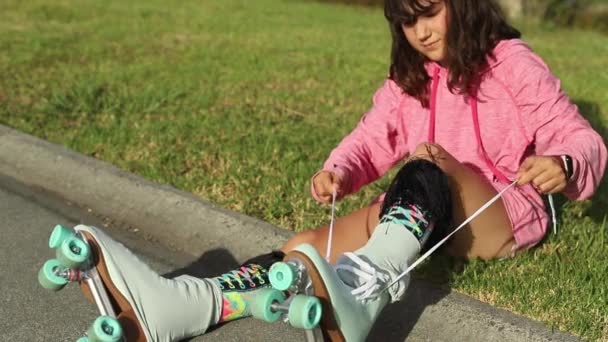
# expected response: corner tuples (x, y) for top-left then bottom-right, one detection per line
(380, 203), (434, 247)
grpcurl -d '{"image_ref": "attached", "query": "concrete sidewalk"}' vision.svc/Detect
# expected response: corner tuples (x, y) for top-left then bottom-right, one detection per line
(0, 124), (582, 342)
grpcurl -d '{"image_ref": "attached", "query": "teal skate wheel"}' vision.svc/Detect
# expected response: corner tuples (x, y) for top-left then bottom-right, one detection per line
(288, 295), (322, 330)
(49, 224), (75, 249)
(76, 337), (90, 342)
(251, 288), (286, 323)
(269, 261), (297, 291)
(87, 316), (123, 342)
(56, 236), (90, 269)
(38, 259), (68, 291)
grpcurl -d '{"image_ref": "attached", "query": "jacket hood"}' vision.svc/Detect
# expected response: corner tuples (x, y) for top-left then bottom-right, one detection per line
(487, 38), (532, 69)
(425, 38), (531, 75)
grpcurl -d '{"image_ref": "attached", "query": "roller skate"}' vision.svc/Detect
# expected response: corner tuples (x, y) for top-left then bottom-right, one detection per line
(251, 242), (393, 342)
(251, 159), (454, 341)
(38, 224), (222, 341)
(243, 249), (325, 334)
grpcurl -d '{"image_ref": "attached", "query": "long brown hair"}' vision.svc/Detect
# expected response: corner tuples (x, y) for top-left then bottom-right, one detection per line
(384, 0), (521, 107)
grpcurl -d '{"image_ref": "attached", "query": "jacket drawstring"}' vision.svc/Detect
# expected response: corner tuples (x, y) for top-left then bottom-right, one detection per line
(428, 66), (440, 143)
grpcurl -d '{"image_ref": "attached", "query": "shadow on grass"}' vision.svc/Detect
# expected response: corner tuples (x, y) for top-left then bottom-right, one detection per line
(164, 248), (458, 341)
(574, 99), (608, 224)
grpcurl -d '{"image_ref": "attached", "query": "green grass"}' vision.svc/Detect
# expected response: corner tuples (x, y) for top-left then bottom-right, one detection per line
(1, 0), (607, 340)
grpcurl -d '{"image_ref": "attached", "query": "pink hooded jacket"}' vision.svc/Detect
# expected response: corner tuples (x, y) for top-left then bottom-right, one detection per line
(314, 39), (607, 248)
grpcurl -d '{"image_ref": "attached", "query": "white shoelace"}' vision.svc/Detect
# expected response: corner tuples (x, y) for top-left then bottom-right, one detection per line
(381, 181), (518, 292)
(548, 194), (558, 235)
(332, 181), (518, 301)
(325, 190), (337, 262)
(333, 252), (390, 302)
(325, 181), (524, 302)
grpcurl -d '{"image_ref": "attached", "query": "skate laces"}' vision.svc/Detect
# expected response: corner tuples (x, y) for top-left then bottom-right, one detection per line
(381, 181), (517, 293)
(325, 189), (337, 262)
(334, 252), (390, 302)
(215, 264), (267, 290)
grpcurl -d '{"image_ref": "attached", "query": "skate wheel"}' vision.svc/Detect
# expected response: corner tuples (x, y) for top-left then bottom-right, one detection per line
(251, 288), (286, 323)
(288, 295), (322, 330)
(76, 337), (90, 342)
(87, 316), (123, 342)
(56, 236), (90, 269)
(269, 261), (297, 291)
(49, 224), (75, 249)
(38, 259), (69, 290)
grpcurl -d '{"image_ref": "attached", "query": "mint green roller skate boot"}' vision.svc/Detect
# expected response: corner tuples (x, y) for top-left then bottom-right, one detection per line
(282, 243), (392, 342)
(38, 224), (224, 341)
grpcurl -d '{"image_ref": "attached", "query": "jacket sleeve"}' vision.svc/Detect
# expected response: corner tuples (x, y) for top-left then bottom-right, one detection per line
(316, 78), (409, 197)
(511, 52), (607, 200)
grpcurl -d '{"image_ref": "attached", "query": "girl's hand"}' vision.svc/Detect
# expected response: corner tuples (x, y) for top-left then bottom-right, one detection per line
(312, 171), (344, 204)
(516, 155), (568, 194)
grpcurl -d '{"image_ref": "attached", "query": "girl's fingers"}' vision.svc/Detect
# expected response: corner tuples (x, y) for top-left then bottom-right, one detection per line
(533, 170), (568, 194)
(313, 171), (343, 204)
(538, 178), (565, 194)
(518, 164), (543, 186)
(314, 173), (332, 193)
(312, 171), (344, 203)
(531, 171), (554, 189)
(517, 156), (567, 194)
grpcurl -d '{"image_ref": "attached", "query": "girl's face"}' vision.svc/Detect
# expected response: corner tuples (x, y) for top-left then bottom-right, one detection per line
(401, 0), (448, 64)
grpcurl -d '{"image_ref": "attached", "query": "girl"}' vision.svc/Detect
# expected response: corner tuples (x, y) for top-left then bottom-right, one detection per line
(271, 3), (605, 338)
(282, 0), (607, 262)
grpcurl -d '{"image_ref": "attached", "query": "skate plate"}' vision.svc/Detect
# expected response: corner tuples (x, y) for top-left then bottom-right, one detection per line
(251, 250), (345, 342)
(38, 224), (144, 341)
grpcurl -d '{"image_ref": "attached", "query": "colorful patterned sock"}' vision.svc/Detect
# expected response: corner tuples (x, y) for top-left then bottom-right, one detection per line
(379, 203), (434, 245)
(212, 264), (270, 322)
(210, 250), (285, 323)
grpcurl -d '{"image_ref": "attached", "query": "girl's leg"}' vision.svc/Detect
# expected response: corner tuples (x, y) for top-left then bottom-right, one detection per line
(414, 143), (515, 260)
(281, 202), (382, 263)
(282, 142), (515, 261)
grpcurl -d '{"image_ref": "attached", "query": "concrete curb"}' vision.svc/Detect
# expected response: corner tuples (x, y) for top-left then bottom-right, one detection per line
(0, 124), (582, 341)
(0, 124), (291, 261)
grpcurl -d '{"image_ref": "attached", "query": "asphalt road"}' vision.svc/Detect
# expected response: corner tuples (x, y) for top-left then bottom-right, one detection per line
(0, 175), (581, 342)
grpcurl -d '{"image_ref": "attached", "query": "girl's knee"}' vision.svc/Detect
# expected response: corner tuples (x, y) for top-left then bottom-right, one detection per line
(411, 142), (451, 169)
(412, 142), (447, 158)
